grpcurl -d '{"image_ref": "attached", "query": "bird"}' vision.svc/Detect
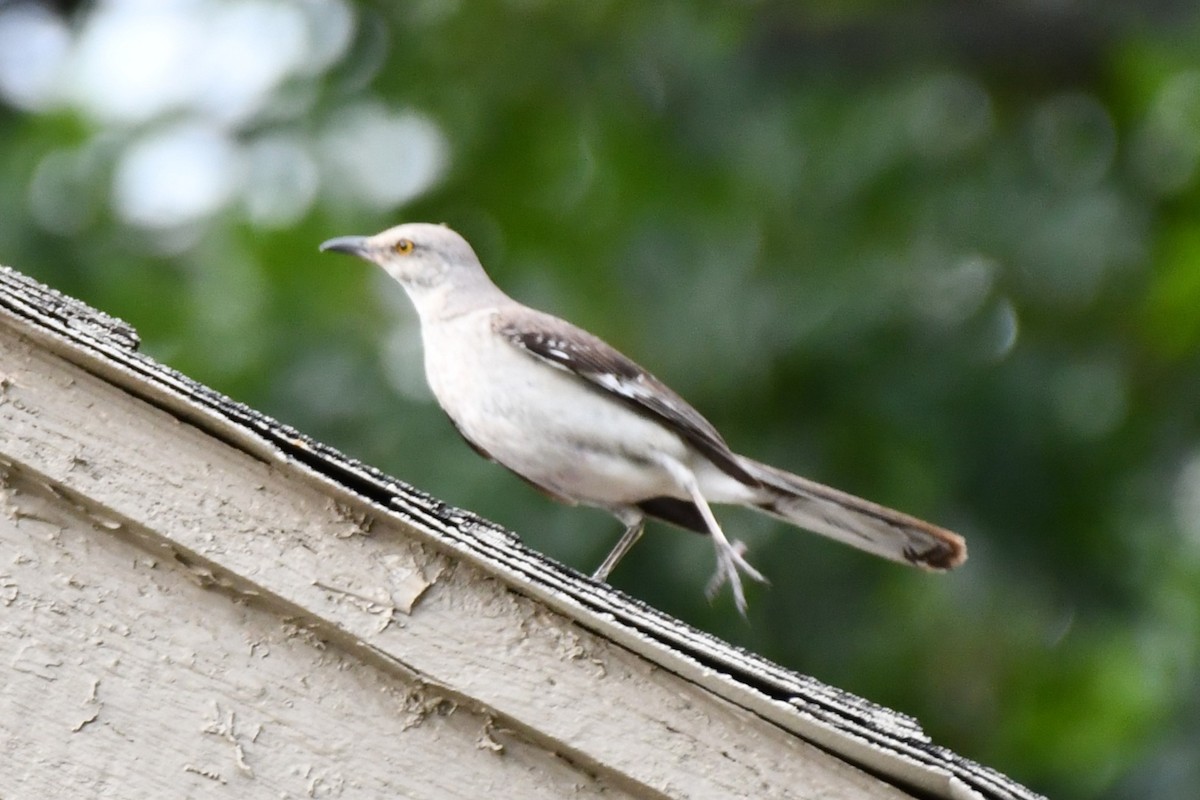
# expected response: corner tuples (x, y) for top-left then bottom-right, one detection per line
(320, 223), (967, 612)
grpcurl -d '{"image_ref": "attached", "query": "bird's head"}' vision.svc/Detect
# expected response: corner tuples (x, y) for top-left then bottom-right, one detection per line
(319, 222), (483, 290)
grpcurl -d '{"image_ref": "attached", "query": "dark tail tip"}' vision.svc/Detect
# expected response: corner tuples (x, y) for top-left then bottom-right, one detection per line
(904, 535), (968, 571)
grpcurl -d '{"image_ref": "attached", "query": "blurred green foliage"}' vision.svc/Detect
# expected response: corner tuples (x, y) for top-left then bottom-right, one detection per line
(2, 1), (1199, 797)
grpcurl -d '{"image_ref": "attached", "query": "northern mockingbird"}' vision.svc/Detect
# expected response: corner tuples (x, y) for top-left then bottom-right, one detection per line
(320, 223), (967, 612)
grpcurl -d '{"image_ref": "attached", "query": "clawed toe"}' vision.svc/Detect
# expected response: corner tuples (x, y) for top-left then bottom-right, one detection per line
(727, 539), (767, 585)
(706, 539), (765, 615)
(704, 559), (732, 600)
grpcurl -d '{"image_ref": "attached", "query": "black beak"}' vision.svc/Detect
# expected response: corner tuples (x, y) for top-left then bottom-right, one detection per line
(319, 235), (370, 258)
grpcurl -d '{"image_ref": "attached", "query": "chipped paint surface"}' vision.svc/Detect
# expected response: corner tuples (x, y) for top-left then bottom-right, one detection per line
(0, 470), (632, 799)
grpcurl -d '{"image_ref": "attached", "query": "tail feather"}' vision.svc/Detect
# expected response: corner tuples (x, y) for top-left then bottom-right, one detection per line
(738, 457), (967, 571)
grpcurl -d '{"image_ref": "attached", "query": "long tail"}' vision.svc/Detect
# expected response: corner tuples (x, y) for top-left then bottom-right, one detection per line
(738, 457), (967, 570)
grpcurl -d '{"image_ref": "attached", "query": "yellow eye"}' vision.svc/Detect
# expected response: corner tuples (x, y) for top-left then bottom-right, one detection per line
(394, 239), (414, 255)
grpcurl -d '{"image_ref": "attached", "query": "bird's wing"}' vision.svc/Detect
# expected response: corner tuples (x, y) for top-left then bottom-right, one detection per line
(493, 308), (758, 486)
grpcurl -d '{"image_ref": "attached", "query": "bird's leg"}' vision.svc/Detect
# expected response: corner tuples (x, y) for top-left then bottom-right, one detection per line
(696, 498), (766, 616)
(593, 509), (645, 581)
(658, 459), (766, 615)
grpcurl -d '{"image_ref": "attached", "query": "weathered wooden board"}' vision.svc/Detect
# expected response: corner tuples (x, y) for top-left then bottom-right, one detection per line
(0, 264), (1042, 799)
(1, 292), (902, 798)
(1, 472), (635, 799)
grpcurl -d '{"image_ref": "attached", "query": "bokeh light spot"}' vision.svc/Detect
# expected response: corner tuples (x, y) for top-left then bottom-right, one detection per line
(0, 2), (70, 111)
(1030, 93), (1116, 189)
(29, 145), (102, 235)
(986, 298), (1019, 360)
(915, 254), (996, 328)
(1133, 70), (1200, 196)
(1051, 357), (1129, 440)
(906, 73), (993, 159)
(1173, 451), (1200, 553)
(60, 0), (346, 126)
(320, 104), (450, 210)
(113, 121), (239, 229)
(242, 136), (319, 228)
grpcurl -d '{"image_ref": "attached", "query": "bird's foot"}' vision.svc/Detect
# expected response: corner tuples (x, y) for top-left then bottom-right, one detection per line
(705, 539), (768, 616)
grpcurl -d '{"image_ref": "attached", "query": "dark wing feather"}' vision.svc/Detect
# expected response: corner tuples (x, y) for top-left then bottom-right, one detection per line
(493, 309), (758, 486)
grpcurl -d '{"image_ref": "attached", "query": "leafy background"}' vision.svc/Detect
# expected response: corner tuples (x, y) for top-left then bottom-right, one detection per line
(3, 1), (1199, 797)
